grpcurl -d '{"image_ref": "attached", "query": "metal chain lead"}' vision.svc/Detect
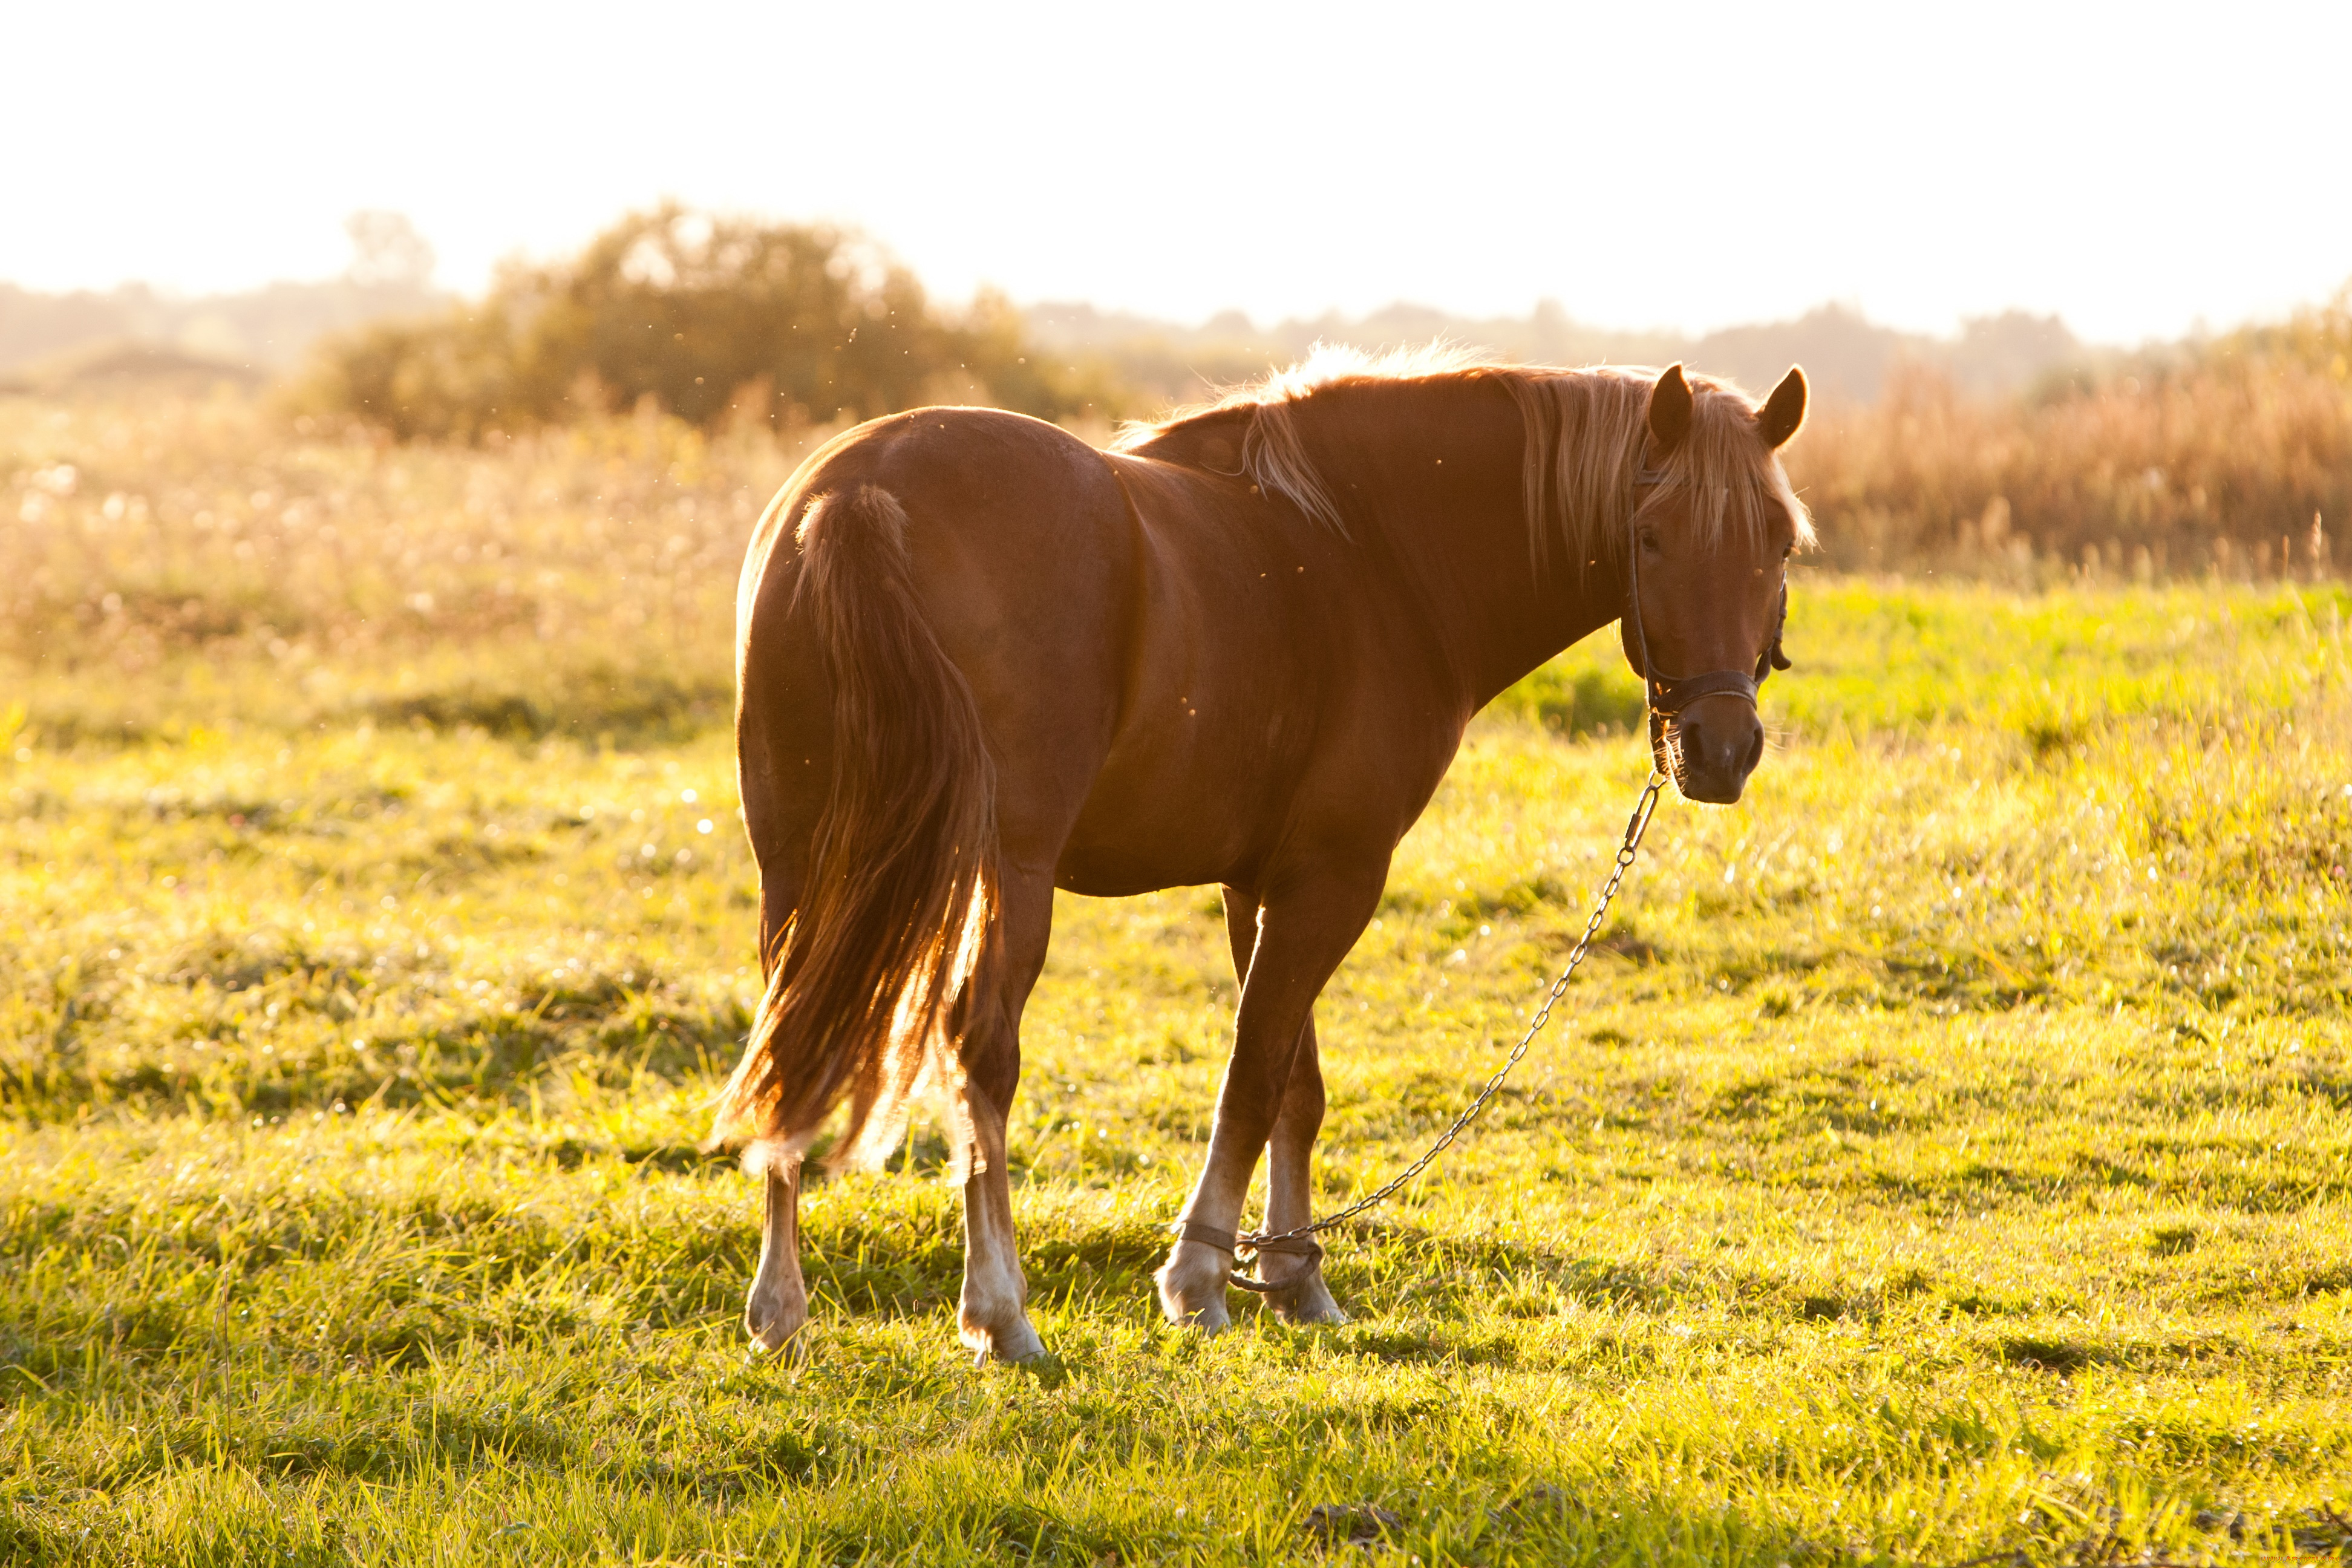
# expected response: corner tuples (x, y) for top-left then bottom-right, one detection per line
(1233, 769), (1669, 1261)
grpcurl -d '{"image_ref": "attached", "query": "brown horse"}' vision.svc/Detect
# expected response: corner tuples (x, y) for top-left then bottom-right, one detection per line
(712, 350), (1812, 1362)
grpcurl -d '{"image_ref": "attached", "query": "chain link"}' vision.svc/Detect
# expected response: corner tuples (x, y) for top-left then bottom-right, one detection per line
(1233, 769), (1669, 1259)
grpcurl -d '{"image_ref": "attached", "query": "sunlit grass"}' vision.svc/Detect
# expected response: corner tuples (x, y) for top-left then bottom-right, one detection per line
(5, 392), (2351, 1563)
(5, 577), (2351, 1564)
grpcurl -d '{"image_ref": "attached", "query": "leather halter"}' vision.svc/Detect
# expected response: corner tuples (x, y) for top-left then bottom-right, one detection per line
(1627, 458), (1791, 757)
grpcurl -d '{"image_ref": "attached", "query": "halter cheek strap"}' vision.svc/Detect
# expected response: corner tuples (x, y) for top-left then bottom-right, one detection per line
(1626, 464), (1789, 755)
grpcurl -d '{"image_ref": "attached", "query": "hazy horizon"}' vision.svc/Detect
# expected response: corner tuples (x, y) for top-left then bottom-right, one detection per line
(0, 267), (2131, 351)
(0, 256), (2105, 411)
(8, 1), (2348, 345)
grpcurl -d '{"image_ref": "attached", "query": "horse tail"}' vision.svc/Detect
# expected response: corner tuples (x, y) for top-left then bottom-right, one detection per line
(712, 483), (996, 1176)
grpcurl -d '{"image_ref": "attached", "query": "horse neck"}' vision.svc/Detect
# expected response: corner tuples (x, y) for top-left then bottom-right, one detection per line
(1308, 379), (1625, 713)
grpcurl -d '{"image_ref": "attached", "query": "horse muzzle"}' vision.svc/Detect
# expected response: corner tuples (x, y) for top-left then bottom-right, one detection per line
(1647, 675), (1765, 805)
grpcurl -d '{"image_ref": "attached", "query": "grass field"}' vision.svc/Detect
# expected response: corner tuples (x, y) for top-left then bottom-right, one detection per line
(6, 396), (2352, 1563)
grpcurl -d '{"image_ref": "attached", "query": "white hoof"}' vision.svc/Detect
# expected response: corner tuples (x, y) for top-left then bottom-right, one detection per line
(745, 1280), (808, 1353)
(1155, 1241), (1235, 1330)
(961, 1313), (1047, 1365)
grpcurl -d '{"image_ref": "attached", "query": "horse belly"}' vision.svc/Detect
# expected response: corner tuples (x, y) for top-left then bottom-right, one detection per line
(1053, 815), (1243, 898)
(1053, 707), (1295, 896)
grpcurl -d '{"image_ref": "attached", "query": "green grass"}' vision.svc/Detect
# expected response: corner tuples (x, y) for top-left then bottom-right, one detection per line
(5, 579), (2352, 1564)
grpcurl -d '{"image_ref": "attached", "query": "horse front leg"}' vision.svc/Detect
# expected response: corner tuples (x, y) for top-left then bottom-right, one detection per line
(1158, 866), (1382, 1330)
(1256, 1017), (1347, 1325)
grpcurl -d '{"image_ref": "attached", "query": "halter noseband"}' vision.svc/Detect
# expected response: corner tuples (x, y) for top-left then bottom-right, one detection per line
(1625, 458), (1791, 759)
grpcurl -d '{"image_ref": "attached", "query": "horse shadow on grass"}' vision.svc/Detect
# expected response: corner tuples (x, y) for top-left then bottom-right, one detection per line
(788, 1201), (1682, 1337)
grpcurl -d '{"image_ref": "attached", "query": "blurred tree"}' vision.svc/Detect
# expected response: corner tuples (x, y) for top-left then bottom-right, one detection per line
(305, 306), (521, 442)
(1947, 311), (2083, 397)
(305, 206), (1126, 440)
(344, 212), (436, 290)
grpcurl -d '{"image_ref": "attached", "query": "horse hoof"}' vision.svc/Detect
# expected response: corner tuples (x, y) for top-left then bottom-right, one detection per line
(1256, 1263), (1347, 1326)
(1154, 1241), (1236, 1329)
(1269, 1284), (1349, 1327)
(745, 1292), (808, 1354)
(1165, 1299), (1232, 1333)
(1154, 1279), (1233, 1332)
(962, 1316), (1047, 1365)
(746, 1313), (804, 1353)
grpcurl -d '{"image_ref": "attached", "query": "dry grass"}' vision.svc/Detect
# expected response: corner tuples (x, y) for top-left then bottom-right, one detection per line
(1787, 315), (2352, 581)
(1, 390), (819, 745)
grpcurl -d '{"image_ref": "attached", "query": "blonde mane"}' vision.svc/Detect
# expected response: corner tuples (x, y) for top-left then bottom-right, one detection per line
(1112, 345), (1815, 570)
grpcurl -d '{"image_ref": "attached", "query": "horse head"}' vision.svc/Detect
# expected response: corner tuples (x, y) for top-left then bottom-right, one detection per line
(1620, 362), (1810, 805)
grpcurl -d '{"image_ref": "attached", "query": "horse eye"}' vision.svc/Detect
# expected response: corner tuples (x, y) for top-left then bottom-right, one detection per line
(1639, 529), (1663, 555)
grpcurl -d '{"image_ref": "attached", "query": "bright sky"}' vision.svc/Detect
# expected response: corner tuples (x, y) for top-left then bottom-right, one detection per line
(8, 1), (2348, 344)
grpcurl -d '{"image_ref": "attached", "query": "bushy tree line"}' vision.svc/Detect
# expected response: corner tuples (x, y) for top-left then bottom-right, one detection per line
(302, 207), (1124, 441)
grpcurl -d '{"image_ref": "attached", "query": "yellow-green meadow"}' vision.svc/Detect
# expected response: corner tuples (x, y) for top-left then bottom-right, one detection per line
(5, 393), (2350, 1563)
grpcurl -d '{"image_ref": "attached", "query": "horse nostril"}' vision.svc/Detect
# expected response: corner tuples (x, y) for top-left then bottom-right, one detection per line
(1680, 706), (1763, 779)
(1677, 714), (1710, 773)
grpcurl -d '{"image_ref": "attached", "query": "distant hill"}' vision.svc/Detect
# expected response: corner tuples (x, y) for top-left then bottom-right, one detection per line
(1024, 299), (2096, 408)
(0, 276), (445, 386)
(0, 268), (2091, 410)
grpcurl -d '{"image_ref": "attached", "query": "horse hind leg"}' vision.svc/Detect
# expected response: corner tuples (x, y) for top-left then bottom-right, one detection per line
(740, 883), (814, 1353)
(738, 841), (823, 1354)
(958, 1102), (1045, 1365)
(745, 1152), (808, 1350)
(953, 869), (1056, 1364)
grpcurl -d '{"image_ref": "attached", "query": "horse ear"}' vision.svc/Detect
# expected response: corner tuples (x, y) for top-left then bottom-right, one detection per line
(1647, 363), (1693, 451)
(1757, 365), (1808, 448)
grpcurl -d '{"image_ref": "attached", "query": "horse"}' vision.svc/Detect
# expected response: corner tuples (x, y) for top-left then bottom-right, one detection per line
(711, 349), (1812, 1362)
